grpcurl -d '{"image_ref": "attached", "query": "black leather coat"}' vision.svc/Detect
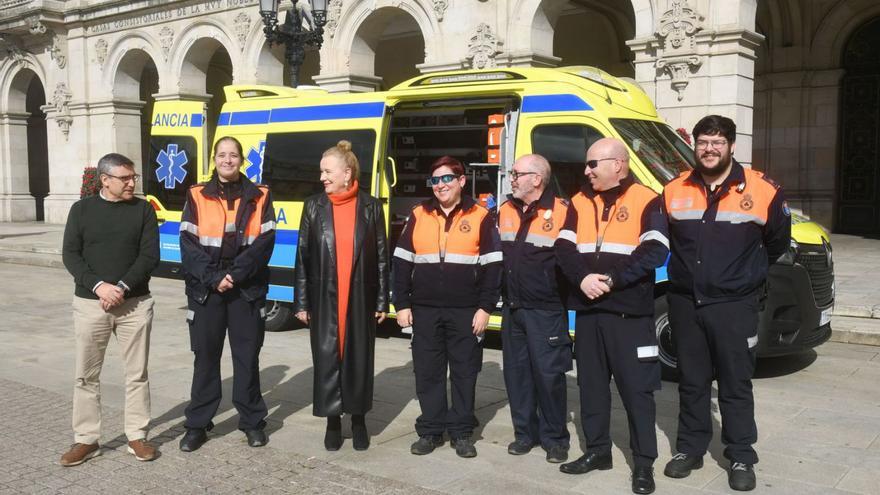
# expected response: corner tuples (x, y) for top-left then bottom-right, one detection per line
(293, 191), (390, 416)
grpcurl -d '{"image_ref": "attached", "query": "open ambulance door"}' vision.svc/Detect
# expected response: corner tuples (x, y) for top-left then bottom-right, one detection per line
(147, 100), (207, 278)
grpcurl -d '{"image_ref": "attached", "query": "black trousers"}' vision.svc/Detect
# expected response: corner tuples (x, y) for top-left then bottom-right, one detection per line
(575, 311), (661, 467)
(668, 292), (759, 464)
(502, 307), (572, 449)
(411, 305), (483, 438)
(185, 291), (267, 431)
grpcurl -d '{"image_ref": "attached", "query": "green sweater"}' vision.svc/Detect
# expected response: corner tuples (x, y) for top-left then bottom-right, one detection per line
(62, 193), (160, 299)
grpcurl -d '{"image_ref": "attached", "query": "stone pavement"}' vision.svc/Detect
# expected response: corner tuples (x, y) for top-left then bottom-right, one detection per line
(1, 261), (880, 494)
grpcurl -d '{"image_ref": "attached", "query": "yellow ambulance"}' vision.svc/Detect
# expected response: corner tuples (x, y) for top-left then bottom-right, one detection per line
(148, 66), (834, 376)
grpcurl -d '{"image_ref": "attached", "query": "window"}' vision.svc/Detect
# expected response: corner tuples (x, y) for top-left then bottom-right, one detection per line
(263, 130), (376, 201)
(146, 136), (199, 211)
(531, 124), (604, 199)
(610, 119), (694, 184)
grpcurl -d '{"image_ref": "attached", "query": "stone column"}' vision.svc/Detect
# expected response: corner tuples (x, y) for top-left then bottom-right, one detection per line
(0, 112), (36, 221)
(86, 99), (146, 188)
(628, 0), (763, 165)
(312, 73), (383, 93)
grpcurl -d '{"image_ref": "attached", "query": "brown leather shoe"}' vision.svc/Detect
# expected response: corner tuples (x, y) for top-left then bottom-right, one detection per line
(60, 443), (101, 467)
(127, 439), (158, 461)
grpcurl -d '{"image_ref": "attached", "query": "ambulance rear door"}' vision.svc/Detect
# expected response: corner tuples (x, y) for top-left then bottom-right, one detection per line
(147, 100), (206, 278)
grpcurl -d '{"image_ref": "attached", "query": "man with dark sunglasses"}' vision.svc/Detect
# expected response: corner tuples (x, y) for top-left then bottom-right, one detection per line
(556, 138), (669, 494)
(393, 156), (502, 459)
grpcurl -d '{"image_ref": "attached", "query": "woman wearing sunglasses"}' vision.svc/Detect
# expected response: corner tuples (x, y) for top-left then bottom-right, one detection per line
(293, 140), (390, 451)
(392, 156), (503, 459)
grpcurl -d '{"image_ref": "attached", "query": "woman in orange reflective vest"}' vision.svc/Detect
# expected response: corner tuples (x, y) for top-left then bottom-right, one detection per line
(178, 136), (276, 452)
(393, 156), (502, 459)
(293, 140), (390, 451)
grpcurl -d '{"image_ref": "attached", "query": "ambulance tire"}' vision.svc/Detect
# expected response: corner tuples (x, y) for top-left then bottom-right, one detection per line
(265, 300), (295, 332)
(654, 296), (680, 381)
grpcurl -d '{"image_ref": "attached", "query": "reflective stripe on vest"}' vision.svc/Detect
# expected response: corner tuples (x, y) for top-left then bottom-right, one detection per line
(184, 184), (270, 248)
(498, 197), (568, 249)
(409, 203), (494, 264)
(665, 169), (777, 226)
(570, 183), (660, 255)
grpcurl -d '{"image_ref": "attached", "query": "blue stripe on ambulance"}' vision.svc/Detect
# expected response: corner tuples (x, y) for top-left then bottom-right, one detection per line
(522, 94), (593, 113)
(217, 101), (385, 126)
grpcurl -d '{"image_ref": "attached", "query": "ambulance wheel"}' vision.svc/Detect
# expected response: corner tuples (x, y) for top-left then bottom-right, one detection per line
(265, 300), (294, 332)
(654, 296), (679, 381)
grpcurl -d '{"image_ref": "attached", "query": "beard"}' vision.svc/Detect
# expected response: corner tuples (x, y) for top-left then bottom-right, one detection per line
(695, 152), (733, 179)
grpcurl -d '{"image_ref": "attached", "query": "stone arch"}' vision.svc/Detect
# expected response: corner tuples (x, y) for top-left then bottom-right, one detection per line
(0, 54), (47, 114)
(0, 66), (48, 221)
(102, 32), (164, 97)
(509, 0), (649, 53)
(812, 0), (880, 69)
(330, 0), (436, 75)
(171, 21), (240, 94)
(242, 18), (284, 85)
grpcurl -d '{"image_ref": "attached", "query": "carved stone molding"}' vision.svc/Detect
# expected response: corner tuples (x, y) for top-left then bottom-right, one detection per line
(233, 12), (251, 50)
(0, 34), (28, 68)
(326, 0), (343, 39)
(49, 33), (67, 69)
(433, 0), (448, 22)
(466, 23), (503, 70)
(655, 0), (704, 101)
(657, 0), (703, 51)
(656, 55), (702, 100)
(158, 26), (174, 60)
(42, 82), (74, 140)
(27, 17), (47, 35)
(94, 38), (108, 67)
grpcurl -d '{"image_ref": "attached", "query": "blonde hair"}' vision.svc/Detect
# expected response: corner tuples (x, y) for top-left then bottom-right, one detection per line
(322, 140), (360, 182)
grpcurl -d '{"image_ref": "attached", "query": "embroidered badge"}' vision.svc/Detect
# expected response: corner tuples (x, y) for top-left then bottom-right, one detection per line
(542, 219), (554, 231)
(616, 206), (629, 222)
(740, 193), (754, 211)
(460, 219), (471, 233)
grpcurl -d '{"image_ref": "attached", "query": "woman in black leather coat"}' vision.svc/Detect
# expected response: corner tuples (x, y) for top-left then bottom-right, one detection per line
(293, 141), (390, 451)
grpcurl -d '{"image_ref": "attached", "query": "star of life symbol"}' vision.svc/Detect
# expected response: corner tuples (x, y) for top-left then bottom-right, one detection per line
(246, 141), (266, 183)
(155, 144), (188, 189)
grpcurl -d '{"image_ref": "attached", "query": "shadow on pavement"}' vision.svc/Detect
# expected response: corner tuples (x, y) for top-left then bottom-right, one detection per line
(754, 350), (818, 379)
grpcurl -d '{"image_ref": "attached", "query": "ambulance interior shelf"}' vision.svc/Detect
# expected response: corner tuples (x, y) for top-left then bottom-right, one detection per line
(386, 105), (508, 247)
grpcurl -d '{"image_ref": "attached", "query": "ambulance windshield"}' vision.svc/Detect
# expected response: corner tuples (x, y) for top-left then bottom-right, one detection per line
(610, 119), (694, 184)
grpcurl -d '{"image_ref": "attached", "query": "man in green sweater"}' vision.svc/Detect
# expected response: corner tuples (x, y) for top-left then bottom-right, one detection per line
(61, 153), (160, 466)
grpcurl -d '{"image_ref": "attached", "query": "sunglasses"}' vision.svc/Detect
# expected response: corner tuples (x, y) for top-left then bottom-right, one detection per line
(427, 174), (459, 186)
(585, 157), (620, 169)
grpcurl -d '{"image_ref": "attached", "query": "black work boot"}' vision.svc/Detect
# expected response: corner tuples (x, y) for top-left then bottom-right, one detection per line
(179, 428), (208, 452)
(351, 414), (369, 451)
(728, 462), (756, 491)
(559, 452), (613, 474)
(410, 435), (444, 455)
(450, 436), (477, 458)
(631, 466), (655, 494)
(663, 453), (704, 478)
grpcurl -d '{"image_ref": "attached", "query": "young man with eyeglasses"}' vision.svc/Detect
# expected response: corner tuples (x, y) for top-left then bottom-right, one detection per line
(393, 156), (502, 459)
(498, 154), (572, 464)
(61, 153), (159, 466)
(662, 115), (790, 491)
(556, 138), (669, 494)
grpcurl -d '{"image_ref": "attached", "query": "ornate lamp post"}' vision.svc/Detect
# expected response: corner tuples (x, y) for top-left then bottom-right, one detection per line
(259, 0), (327, 88)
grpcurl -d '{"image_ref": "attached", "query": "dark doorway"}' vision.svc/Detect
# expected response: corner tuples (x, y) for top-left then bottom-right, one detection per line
(26, 78), (48, 221)
(839, 17), (880, 235)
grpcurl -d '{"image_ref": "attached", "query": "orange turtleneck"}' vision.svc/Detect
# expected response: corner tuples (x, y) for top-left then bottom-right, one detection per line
(328, 180), (358, 360)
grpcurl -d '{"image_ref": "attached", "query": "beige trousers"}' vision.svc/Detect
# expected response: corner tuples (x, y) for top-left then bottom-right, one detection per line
(72, 295), (154, 444)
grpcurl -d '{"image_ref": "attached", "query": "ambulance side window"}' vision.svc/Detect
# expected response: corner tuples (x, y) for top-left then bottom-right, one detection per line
(531, 124), (604, 199)
(263, 130), (376, 201)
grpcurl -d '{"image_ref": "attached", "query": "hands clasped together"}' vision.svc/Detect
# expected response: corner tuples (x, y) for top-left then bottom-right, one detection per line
(580, 273), (611, 300)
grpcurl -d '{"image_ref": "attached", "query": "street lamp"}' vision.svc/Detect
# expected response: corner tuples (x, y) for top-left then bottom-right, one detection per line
(259, 0), (328, 88)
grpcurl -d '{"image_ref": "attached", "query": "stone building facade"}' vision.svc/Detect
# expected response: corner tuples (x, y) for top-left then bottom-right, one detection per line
(0, 0), (878, 234)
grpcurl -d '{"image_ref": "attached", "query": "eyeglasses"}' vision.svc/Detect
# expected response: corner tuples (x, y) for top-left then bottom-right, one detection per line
(104, 174), (141, 184)
(585, 157), (620, 169)
(695, 139), (728, 150)
(427, 174), (459, 186)
(510, 171), (537, 181)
